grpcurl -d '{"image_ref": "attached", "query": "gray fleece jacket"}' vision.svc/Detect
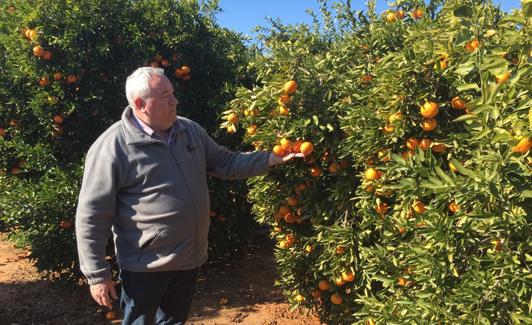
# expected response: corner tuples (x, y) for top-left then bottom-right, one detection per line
(75, 106), (270, 285)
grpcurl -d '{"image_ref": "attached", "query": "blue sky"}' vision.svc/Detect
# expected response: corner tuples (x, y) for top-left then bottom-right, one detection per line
(217, 0), (522, 36)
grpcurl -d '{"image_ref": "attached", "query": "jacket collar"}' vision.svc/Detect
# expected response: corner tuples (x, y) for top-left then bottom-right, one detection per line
(121, 106), (185, 145)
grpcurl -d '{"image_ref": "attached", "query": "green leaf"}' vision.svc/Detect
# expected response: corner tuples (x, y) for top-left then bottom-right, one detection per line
(524, 0), (532, 18)
(456, 83), (480, 92)
(453, 114), (478, 122)
(481, 55), (508, 76)
(453, 5), (473, 18)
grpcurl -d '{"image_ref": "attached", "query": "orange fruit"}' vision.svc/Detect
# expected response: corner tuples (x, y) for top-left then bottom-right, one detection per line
(175, 68), (184, 78)
(412, 200), (426, 214)
(53, 72), (62, 81)
(294, 294), (305, 303)
(278, 105), (289, 116)
(512, 137), (531, 154)
(396, 9), (405, 19)
(59, 220), (72, 229)
(397, 276), (408, 286)
(375, 202), (389, 215)
(335, 246), (346, 255)
(33, 45), (45, 57)
(431, 143), (447, 153)
(286, 234), (296, 246)
(366, 319), (376, 325)
(0, 128), (6, 137)
(227, 112), (239, 124)
(365, 168), (381, 180)
(273, 145), (285, 157)
(330, 293), (343, 305)
(280, 138), (292, 151)
(226, 125), (236, 134)
(334, 277), (345, 286)
(406, 137), (419, 150)
(39, 76), (50, 87)
(420, 118), (437, 131)
(310, 166), (323, 177)
(181, 74), (191, 81)
(180, 65), (191, 74)
(284, 212), (298, 224)
(299, 142), (314, 155)
(105, 311), (116, 320)
(53, 115), (64, 124)
(465, 39), (480, 53)
(420, 101), (439, 118)
(279, 94), (291, 105)
(311, 289), (321, 298)
(66, 74), (77, 84)
(386, 12), (397, 22)
(279, 240), (288, 249)
(278, 205), (291, 216)
(341, 271), (355, 282)
(42, 50), (52, 60)
(328, 162), (341, 173)
(318, 280), (330, 291)
(419, 138), (432, 151)
(451, 96), (466, 110)
(383, 124), (395, 133)
(246, 125), (257, 135)
(495, 71), (511, 84)
(448, 201), (460, 213)
(305, 245), (314, 253)
(412, 8), (423, 19)
(283, 80), (297, 94)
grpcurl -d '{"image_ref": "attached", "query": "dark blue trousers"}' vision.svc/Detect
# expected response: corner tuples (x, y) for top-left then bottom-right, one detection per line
(120, 267), (200, 325)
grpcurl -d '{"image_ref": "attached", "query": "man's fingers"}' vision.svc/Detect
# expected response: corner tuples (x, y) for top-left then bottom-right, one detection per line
(101, 293), (113, 309)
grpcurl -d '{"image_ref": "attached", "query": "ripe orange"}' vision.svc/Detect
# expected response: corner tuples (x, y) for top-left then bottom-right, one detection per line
(246, 125), (257, 135)
(53, 115), (64, 124)
(273, 145), (285, 157)
(305, 245), (314, 253)
(226, 125), (236, 134)
(375, 202), (389, 215)
(366, 319), (376, 325)
(495, 71), (511, 84)
(279, 94), (291, 105)
(0, 128), (6, 137)
(318, 279), (330, 291)
(311, 289), (321, 298)
(328, 162), (341, 173)
(53, 72), (62, 81)
(66, 74), (77, 84)
(286, 234), (296, 246)
(451, 96), (466, 110)
(335, 246), (346, 255)
(397, 276), (408, 286)
(105, 311), (116, 320)
(39, 76), (50, 87)
(175, 68), (184, 78)
(284, 212), (298, 224)
(383, 124), (395, 133)
(181, 65), (191, 74)
(412, 8), (423, 19)
(283, 80), (297, 94)
(33, 45), (45, 57)
(431, 143), (447, 153)
(420, 101), (439, 118)
(227, 112), (239, 124)
(365, 168), (381, 180)
(512, 137), (531, 154)
(341, 271), (355, 282)
(310, 166), (323, 177)
(420, 118), (437, 131)
(448, 201), (460, 213)
(406, 137), (419, 150)
(386, 12), (397, 22)
(278, 105), (289, 116)
(334, 276), (345, 286)
(278, 240), (288, 249)
(278, 205), (291, 216)
(419, 138), (432, 151)
(280, 138), (292, 151)
(42, 50), (52, 60)
(330, 293), (343, 305)
(299, 142), (314, 155)
(412, 200), (426, 214)
(294, 294), (305, 303)
(396, 9), (405, 19)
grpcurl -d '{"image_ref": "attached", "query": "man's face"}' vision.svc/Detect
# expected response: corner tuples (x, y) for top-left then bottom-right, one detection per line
(138, 75), (178, 131)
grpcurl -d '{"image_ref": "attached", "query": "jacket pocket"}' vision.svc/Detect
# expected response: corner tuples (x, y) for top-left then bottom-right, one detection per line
(137, 232), (159, 262)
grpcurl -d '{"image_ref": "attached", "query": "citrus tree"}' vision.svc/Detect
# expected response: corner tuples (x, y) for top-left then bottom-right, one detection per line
(225, 0), (531, 323)
(0, 0), (259, 280)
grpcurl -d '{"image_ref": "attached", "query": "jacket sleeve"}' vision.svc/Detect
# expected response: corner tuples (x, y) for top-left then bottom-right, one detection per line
(200, 127), (271, 180)
(75, 145), (118, 285)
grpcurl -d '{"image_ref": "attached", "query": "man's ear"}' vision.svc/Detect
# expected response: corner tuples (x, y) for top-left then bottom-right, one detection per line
(134, 97), (145, 111)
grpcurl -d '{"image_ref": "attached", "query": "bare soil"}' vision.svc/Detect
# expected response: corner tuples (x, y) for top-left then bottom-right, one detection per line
(0, 234), (322, 325)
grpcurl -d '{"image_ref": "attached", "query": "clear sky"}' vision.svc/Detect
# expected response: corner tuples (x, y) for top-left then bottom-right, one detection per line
(217, 0), (522, 37)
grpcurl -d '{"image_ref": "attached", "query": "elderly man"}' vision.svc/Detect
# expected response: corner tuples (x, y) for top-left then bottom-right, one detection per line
(75, 67), (301, 324)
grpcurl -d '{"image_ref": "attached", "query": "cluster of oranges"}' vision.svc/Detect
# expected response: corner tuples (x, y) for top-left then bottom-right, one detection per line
(385, 7), (423, 23)
(146, 53), (191, 81)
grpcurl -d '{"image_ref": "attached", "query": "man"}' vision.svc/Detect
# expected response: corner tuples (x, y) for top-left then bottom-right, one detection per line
(75, 67), (302, 324)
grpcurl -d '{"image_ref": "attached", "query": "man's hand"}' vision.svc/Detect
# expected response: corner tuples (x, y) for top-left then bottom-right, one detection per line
(90, 280), (118, 309)
(268, 152), (305, 167)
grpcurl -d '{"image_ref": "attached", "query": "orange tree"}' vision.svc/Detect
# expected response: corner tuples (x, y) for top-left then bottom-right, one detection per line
(0, 0), (260, 280)
(225, 0), (530, 323)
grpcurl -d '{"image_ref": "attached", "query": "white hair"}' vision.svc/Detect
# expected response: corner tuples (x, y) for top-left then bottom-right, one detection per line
(125, 67), (165, 109)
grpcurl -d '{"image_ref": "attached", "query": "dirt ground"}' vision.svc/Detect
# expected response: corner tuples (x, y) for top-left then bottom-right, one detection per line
(0, 234), (322, 325)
